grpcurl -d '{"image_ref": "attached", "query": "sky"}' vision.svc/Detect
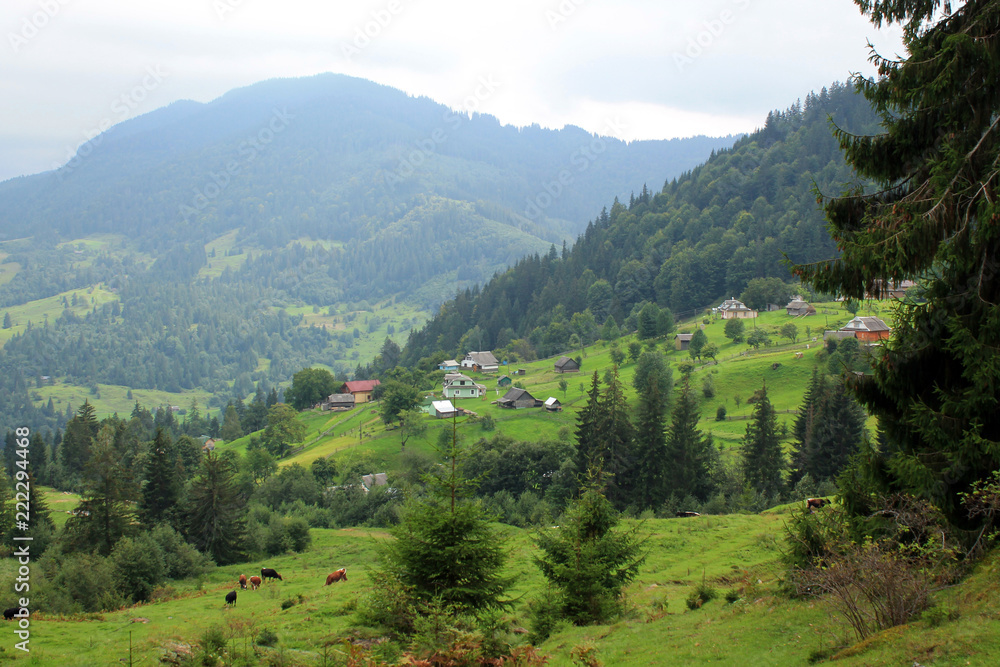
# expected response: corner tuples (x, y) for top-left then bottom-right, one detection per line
(0, 0), (905, 183)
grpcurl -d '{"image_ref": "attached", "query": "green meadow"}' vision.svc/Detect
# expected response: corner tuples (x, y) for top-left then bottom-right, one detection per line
(6, 508), (1000, 665)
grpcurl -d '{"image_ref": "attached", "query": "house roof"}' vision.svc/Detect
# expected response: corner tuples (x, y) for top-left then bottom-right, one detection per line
(342, 379), (380, 393)
(443, 373), (476, 385)
(719, 298), (752, 311)
(675, 333), (694, 341)
(439, 359), (459, 367)
(554, 355), (578, 369)
(500, 387), (535, 402)
(326, 393), (355, 403)
(786, 299), (809, 309)
(841, 316), (890, 332)
(432, 400), (456, 413)
(465, 351), (499, 366)
(544, 397), (561, 407)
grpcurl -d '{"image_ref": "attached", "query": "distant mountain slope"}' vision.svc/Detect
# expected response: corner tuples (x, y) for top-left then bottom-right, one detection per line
(0, 73), (736, 249)
(400, 82), (880, 365)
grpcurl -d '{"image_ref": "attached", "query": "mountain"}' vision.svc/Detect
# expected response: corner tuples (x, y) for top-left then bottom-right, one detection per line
(0, 73), (736, 431)
(399, 82), (880, 365)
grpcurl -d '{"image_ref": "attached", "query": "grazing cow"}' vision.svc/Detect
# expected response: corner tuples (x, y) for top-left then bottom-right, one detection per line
(675, 511), (701, 518)
(249, 576), (262, 590)
(225, 591), (237, 607)
(325, 568), (348, 585)
(806, 498), (830, 512)
(238, 574), (247, 590)
(3, 607), (24, 621)
(260, 567), (283, 582)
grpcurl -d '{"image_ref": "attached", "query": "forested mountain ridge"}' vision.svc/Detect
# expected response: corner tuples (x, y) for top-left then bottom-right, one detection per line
(0, 73), (735, 433)
(400, 82), (880, 365)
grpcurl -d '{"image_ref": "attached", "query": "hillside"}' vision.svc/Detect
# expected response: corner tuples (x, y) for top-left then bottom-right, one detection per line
(399, 82), (880, 366)
(0, 73), (737, 433)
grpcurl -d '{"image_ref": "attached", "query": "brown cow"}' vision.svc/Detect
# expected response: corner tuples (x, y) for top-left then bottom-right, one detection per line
(249, 575), (262, 590)
(325, 568), (347, 585)
(238, 574), (247, 590)
(806, 498), (830, 512)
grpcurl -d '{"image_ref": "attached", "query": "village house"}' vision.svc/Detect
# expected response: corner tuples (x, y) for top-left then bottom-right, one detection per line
(431, 400), (457, 419)
(840, 316), (891, 343)
(785, 298), (816, 317)
(322, 393), (355, 411)
(554, 356), (580, 373)
(438, 359), (460, 371)
(497, 387), (541, 409)
(340, 379), (380, 404)
(544, 397), (562, 412)
(461, 351), (500, 373)
(442, 372), (486, 399)
(675, 333), (693, 350)
(497, 375), (512, 387)
(717, 298), (757, 319)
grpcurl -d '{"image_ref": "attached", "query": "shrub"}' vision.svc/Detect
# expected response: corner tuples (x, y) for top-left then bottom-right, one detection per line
(921, 604), (959, 627)
(724, 589), (741, 604)
(685, 580), (717, 610)
(715, 405), (727, 421)
(111, 533), (166, 603)
(255, 628), (278, 647)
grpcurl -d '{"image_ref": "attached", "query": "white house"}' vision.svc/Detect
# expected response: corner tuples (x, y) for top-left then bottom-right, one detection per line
(443, 373), (486, 399)
(461, 351), (500, 373)
(718, 298), (757, 320)
(432, 400), (457, 419)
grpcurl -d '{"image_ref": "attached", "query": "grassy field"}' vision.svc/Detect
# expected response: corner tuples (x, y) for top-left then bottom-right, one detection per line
(0, 284), (120, 347)
(30, 381), (214, 422)
(5, 506), (1000, 665)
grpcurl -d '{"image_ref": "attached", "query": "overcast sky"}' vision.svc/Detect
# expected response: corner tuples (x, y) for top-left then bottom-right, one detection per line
(0, 0), (905, 183)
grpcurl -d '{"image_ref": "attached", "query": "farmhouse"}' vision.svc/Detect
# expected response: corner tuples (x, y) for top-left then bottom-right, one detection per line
(497, 387), (540, 409)
(717, 298), (757, 319)
(322, 393), (355, 411)
(461, 351), (500, 373)
(785, 298), (816, 317)
(840, 316), (891, 343)
(431, 400), (457, 419)
(675, 333), (693, 350)
(340, 379), (380, 404)
(544, 397), (562, 412)
(438, 359), (460, 371)
(442, 373), (486, 399)
(554, 356), (580, 373)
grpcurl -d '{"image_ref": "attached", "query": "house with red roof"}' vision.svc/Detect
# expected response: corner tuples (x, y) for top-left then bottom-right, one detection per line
(340, 379), (381, 404)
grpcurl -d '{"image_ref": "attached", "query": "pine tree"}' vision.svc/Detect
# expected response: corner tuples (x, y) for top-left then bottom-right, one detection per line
(596, 366), (636, 510)
(793, 382), (867, 483)
(220, 404), (243, 442)
(533, 473), (646, 627)
(574, 371), (604, 477)
(740, 383), (785, 499)
(632, 378), (667, 510)
(795, 1), (1000, 528)
(665, 377), (716, 502)
(377, 428), (511, 613)
(141, 428), (180, 525)
(184, 451), (247, 565)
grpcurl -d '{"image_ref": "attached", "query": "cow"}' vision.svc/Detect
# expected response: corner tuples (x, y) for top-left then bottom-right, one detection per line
(238, 574), (247, 590)
(675, 511), (701, 518)
(225, 590), (237, 607)
(325, 568), (348, 585)
(3, 607), (24, 621)
(806, 498), (831, 512)
(260, 567), (283, 582)
(249, 576), (262, 590)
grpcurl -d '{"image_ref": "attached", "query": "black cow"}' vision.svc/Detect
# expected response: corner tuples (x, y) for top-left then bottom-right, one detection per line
(225, 590), (237, 606)
(260, 567), (283, 582)
(3, 607), (24, 621)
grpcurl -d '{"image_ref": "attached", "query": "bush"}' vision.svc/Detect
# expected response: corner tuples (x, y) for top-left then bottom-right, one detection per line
(255, 627), (278, 647)
(724, 589), (741, 604)
(715, 405), (727, 421)
(921, 604), (959, 627)
(685, 581), (717, 610)
(111, 534), (166, 603)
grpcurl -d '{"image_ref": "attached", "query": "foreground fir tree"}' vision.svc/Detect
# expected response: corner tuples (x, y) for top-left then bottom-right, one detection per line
(533, 473), (646, 627)
(665, 377), (717, 502)
(796, 0), (1000, 528)
(377, 428), (511, 614)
